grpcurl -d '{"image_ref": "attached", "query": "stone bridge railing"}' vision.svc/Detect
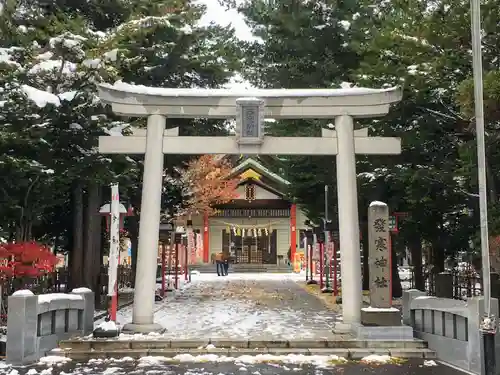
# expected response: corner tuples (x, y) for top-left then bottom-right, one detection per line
(403, 289), (500, 374)
(6, 288), (94, 365)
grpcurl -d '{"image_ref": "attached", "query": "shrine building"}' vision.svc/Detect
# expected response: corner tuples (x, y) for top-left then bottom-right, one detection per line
(179, 156), (308, 266)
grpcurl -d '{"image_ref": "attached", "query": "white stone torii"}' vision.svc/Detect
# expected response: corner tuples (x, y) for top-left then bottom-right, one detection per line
(97, 82), (402, 333)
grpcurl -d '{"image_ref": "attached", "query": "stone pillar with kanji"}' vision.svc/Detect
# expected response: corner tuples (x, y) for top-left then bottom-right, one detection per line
(360, 201), (401, 327)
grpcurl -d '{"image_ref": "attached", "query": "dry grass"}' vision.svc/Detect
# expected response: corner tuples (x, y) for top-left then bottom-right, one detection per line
(297, 282), (402, 311)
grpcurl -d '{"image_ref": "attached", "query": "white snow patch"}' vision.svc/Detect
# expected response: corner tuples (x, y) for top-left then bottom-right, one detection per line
(29, 60), (77, 75)
(102, 81), (399, 98)
(137, 353), (346, 366)
(35, 52), (54, 61)
(103, 49), (119, 61)
(12, 289), (34, 296)
(369, 201), (387, 207)
(38, 356), (72, 365)
(423, 360), (438, 366)
(102, 367), (121, 374)
(72, 287), (92, 293)
(360, 354), (392, 363)
(361, 307), (399, 312)
(96, 320), (118, 331)
(38, 293), (83, 304)
(21, 85), (60, 107)
(338, 20), (351, 30)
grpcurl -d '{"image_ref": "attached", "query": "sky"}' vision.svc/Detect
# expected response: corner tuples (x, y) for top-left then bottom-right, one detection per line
(195, 0), (255, 42)
(195, 0), (255, 89)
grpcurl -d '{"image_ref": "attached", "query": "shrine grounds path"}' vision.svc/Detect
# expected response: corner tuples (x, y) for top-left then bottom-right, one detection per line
(99, 273), (339, 340)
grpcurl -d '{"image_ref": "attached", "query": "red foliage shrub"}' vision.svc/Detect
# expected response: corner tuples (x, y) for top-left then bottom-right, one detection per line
(0, 242), (59, 279)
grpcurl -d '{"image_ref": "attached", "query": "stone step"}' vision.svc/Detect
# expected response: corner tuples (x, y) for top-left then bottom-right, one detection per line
(58, 338), (428, 351)
(49, 347), (436, 361)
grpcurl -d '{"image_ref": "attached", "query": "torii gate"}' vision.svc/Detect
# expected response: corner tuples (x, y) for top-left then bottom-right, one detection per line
(97, 82), (402, 333)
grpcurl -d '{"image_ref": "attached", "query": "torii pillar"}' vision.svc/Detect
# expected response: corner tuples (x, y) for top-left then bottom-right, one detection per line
(97, 83), (402, 333)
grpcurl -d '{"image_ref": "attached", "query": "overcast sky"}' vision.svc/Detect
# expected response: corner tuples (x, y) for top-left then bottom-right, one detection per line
(195, 0), (255, 41)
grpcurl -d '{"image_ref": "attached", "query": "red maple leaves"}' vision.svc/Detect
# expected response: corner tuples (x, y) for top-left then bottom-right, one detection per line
(181, 155), (239, 216)
(0, 242), (59, 279)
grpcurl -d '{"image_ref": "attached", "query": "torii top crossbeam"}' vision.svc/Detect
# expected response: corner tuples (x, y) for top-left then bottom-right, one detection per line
(97, 82), (402, 119)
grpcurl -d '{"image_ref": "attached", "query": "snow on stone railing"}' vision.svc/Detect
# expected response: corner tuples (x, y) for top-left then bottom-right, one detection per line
(6, 288), (94, 365)
(402, 289), (498, 374)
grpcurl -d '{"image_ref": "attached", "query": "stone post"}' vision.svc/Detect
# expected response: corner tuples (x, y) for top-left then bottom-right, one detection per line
(6, 291), (38, 365)
(466, 297), (500, 375)
(435, 272), (453, 298)
(401, 289), (426, 325)
(335, 114), (362, 326)
(360, 201), (400, 327)
(124, 114), (166, 333)
(71, 288), (95, 335)
(368, 201), (391, 307)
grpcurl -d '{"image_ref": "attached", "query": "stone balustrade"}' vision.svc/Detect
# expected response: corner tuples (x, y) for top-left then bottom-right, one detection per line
(6, 288), (94, 365)
(403, 289), (500, 374)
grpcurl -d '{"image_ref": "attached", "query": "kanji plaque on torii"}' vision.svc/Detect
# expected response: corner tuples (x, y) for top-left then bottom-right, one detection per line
(97, 82), (402, 333)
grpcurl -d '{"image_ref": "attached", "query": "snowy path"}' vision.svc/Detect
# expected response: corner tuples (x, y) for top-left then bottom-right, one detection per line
(100, 273), (337, 340)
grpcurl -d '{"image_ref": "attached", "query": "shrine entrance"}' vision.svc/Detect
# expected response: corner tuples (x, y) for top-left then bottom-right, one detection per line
(222, 228), (277, 264)
(97, 82), (402, 333)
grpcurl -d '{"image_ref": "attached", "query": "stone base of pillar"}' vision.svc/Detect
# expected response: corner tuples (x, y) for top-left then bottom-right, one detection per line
(332, 322), (352, 334)
(353, 323), (413, 340)
(121, 322), (164, 334)
(360, 307), (401, 326)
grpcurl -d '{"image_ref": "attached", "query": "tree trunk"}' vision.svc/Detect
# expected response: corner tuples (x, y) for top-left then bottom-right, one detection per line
(69, 181), (84, 289)
(83, 183), (100, 289)
(409, 236), (425, 291)
(431, 241), (446, 273)
(486, 157), (497, 204)
(92, 186), (103, 307)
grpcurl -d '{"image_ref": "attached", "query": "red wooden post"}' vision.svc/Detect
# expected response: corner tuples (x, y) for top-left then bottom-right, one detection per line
(203, 212), (209, 263)
(319, 242), (324, 289)
(389, 233), (393, 306)
(161, 244), (166, 296)
(174, 243), (179, 289)
(184, 244), (188, 281)
(290, 204), (297, 265)
(167, 244), (172, 290)
(329, 242), (333, 284)
(333, 242), (338, 296)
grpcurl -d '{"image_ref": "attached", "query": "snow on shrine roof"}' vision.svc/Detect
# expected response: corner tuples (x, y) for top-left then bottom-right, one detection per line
(231, 158), (290, 185)
(100, 81), (401, 98)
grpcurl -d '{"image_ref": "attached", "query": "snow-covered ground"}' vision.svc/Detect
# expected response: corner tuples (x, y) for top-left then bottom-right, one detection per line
(96, 273), (337, 340)
(0, 354), (444, 375)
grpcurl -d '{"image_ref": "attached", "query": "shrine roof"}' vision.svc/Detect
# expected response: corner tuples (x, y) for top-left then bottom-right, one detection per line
(238, 176), (286, 199)
(230, 158), (290, 186)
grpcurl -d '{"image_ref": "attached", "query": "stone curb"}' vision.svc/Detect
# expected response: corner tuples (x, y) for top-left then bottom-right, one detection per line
(49, 347), (436, 361)
(59, 339), (428, 350)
